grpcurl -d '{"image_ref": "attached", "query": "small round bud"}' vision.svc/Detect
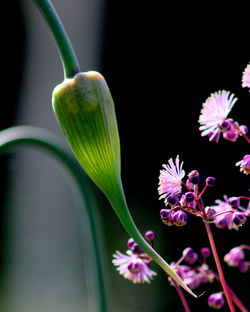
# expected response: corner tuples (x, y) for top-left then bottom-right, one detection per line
(223, 130), (239, 142)
(131, 243), (143, 254)
(228, 197), (240, 208)
(205, 207), (216, 219)
(232, 212), (246, 226)
(182, 247), (198, 264)
(172, 210), (188, 226)
(188, 170), (200, 185)
(160, 209), (173, 226)
(184, 192), (195, 202)
(201, 247), (211, 258)
(144, 231), (155, 241)
(220, 119), (232, 130)
(206, 177), (216, 186)
(127, 238), (135, 249)
(208, 292), (225, 309)
(167, 195), (179, 206)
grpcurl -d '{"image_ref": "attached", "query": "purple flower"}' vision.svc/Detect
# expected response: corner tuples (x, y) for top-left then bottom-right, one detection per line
(208, 292), (225, 309)
(158, 155), (185, 202)
(236, 155), (250, 175)
(112, 250), (157, 283)
(224, 247), (245, 267)
(209, 196), (248, 230)
(242, 62), (250, 90)
(198, 90), (237, 142)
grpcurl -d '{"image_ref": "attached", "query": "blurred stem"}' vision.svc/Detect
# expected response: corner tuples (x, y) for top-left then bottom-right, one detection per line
(204, 222), (235, 312)
(172, 279), (191, 312)
(32, 0), (80, 78)
(0, 126), (109, 312)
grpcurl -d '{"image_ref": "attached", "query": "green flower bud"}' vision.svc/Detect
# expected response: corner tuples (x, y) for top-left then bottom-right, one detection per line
(52, 71), (121, 197)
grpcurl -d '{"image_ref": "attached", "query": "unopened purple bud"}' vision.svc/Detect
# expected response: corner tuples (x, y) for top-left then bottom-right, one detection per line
(201, 247), (211, 258)
(131, 243), (143, 254)
(238, 261), (249, 273)
(232, 212), (246, 226)
(188, 170), (200, 185)
(167, 195), (179, 206)
(205, 207), (216, 219)
(217, 218), (228, 229)
(184, 192), (195, 203)
(220, 119), (232, 130)
(144, 231), (155, 241)
(223, 130), (239, 142)
(160, 209), (173, 226)
(239, 125), (248, 135)
(127, 238), (135, 249)
(172, 210), (188, 226)
(208, 292), (225, 309)
(206, 177), (216, 186)
(183, 247), (198, 264)
(228, 197), (240, 208)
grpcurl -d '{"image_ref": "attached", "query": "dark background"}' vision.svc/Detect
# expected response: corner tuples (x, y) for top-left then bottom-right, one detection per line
(1, 1), (250, 311)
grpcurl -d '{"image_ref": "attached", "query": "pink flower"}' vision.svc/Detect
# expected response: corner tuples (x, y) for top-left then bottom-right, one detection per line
(236, 155), (250, 175)
(112, 250), (156, 283)
(158, 155), (185, 202)
(198, 90), (237, 142)
(242, 62), (250, 90)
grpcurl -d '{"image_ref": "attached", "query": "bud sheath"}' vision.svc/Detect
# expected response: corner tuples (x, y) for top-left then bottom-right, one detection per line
(52, 71), (121, 196)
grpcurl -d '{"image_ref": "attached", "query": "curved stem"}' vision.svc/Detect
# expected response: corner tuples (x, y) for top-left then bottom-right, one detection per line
(32, 0), (80, 78)
(204, 222), (235, 312)
(107, 182), (197, 298)
(0, 126), (109, 312)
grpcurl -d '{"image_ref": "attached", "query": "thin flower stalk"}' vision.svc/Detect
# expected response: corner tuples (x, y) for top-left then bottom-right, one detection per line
(204, 222), (236, 312)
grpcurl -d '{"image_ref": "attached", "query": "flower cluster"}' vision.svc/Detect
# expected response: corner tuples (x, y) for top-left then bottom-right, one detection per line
(158, 156), (250, 229)
(170, 247), (226, 310)
(112, 232), (157, 284)
(207, 195), (250, 230)
(170, 247), (214, 290)
(224, 245), (250, 272)
(198, 63), (250, 144)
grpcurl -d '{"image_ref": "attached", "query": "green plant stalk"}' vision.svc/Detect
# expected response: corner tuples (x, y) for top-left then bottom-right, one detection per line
(108, 179), (197, 298)
(0, 126), (109, 312)
(32, 0), (80, 78)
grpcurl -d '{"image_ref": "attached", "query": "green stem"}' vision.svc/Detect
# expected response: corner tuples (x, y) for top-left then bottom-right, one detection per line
(32, 0), (80, 78)
(0, 126), (109, 312)
(108, 181), (197, 298)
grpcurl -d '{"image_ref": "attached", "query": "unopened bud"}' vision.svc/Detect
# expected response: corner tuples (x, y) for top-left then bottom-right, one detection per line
(52, 71), (121, 197)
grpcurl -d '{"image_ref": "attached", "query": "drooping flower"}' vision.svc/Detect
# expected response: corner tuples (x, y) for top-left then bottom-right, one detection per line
(158, 155), (185, 203)
(208, 292), (225, 310)
(236, 155), (250, 175)
(112, 250), (157, 283)
(242, 62), (250, 90)
(224, 247), (245, 267)
(198, 90), (237, 142)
